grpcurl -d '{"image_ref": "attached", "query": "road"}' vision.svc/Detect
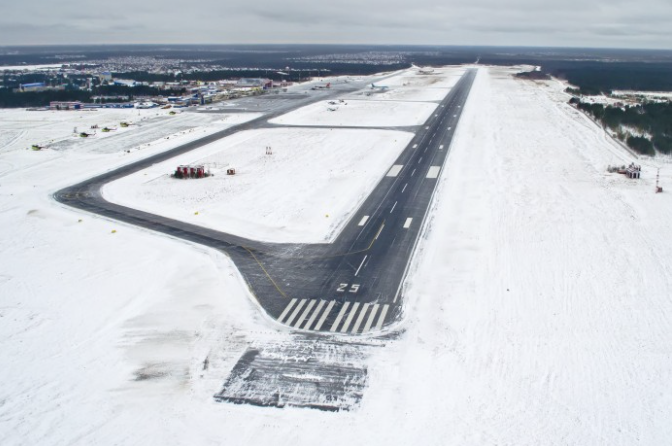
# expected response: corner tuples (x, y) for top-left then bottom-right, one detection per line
(55, 69), (476, 335)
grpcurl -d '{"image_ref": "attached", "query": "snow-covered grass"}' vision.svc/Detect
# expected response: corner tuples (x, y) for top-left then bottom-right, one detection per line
(2, 66), (672, 446)
(103, 127), (414, 243)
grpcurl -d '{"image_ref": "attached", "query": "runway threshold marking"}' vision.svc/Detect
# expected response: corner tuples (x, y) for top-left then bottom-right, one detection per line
(386, 165), (404, 177)
(375, 304), (390, 331)
(314, 300), (336, 331)
(285, 298), (307, 326)
(358, 215), (369, 226)
(294, 299), (316, 328)
(330, 302), (351, 332)
(303, 299), (326, 330)
(426, 166), (441, 179)
(340, 302), (360, 333)
(351, 303), (370, 334)
(363, 304), (380, 332)
(403, 217), (413, 229)
(277, 298), (298, 323)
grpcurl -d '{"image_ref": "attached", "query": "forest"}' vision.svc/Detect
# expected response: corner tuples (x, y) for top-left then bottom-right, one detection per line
(569, 97), (672, 156)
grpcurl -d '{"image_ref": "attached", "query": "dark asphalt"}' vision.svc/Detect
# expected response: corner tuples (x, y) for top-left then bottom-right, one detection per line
(54, 69), (476, 335)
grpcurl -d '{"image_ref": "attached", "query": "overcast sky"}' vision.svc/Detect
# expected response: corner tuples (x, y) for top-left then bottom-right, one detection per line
(2, 0), (671, 49)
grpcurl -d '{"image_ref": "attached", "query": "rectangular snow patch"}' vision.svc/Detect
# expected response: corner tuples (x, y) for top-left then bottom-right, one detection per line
(358, 216), (369, 226)
(403, 218), (413, 229)
(386, 165), (403, 177)
(426, 166), (441, 179)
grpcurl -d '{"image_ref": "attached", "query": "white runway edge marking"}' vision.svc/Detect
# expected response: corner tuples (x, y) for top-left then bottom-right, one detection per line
(375, 304), (390, 331)
(358, 215), (369, 226)
(386, 164), (404, 177)
(277, 298), (298, 323)
(303, 299), (326, 330)
(294, 299), (316, 328)
(403, 217), (413, 229)
(330, 302), (351, 332)
(351, 303), (370, 334)
(284, 298), (307, 326)
(313, 300), (336, 331)
(363, 304), (380, 332)
(354, 255), (368, 276)
(426, 166), (441, 179)
(340, 302), (360, 333)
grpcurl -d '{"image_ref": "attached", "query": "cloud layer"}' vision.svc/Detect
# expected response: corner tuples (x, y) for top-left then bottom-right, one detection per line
(2, 0), (671, 48)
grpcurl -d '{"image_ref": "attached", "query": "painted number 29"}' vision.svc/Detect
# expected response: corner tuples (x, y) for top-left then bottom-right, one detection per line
(337, 283), (360, 293)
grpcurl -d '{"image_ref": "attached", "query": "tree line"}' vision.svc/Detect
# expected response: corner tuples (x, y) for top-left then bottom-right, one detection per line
(569, 97), (672, 156)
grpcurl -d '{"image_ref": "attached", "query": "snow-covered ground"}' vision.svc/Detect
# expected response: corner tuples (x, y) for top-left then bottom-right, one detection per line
(103, 127), (413, 243)
(268, 99), (437, 127)
(2, 66), (672, 445)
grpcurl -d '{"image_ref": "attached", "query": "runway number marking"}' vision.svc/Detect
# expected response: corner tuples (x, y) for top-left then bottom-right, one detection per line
(337, 283), (360, 293)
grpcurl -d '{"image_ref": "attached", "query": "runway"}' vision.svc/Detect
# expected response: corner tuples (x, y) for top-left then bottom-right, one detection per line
(55, 69), (476, 335)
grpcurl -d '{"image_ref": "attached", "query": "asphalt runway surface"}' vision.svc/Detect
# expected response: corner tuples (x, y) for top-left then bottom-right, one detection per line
(55, 69), (476, 335)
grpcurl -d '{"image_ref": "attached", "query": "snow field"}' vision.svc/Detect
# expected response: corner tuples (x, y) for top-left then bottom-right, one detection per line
(103, 127), (414, 243)
(3, 65), (672, 446)
(268, 99), (437, 127)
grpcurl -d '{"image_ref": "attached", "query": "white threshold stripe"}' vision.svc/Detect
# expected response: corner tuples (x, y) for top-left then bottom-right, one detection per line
(354, 255), (367, 277)
(285, 299), (307, 326)
(277, 298), (297, 324)
(314, 300), (336, 331)
(294, 299), (316, 329)
(403, 217), (413, 229)
(340, 302), (360, 333)
(303, 300), (326, 330)
(363, 304), (380, 332)
(330, 302), (350, 332)
(358, 215), (369, 226)
(386, 164), (403, 177)
(426, 166), (441, 179)
(351, 303), (370, 334)
(375, 304), (390, 331)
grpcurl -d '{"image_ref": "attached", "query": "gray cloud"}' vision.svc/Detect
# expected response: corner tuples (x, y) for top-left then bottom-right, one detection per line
(0, 0), (670, 48)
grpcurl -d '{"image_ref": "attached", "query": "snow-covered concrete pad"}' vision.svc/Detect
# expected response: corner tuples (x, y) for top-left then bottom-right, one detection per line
(268, 99), (437, 127)
(103, 127), (414, 243)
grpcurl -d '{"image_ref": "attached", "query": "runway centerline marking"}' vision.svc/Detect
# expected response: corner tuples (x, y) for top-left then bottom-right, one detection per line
(390, 201), (397, 213)
(402, 183), (408, 193)
(411, 168), (416, 176)
(354, 255), (368, 276)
